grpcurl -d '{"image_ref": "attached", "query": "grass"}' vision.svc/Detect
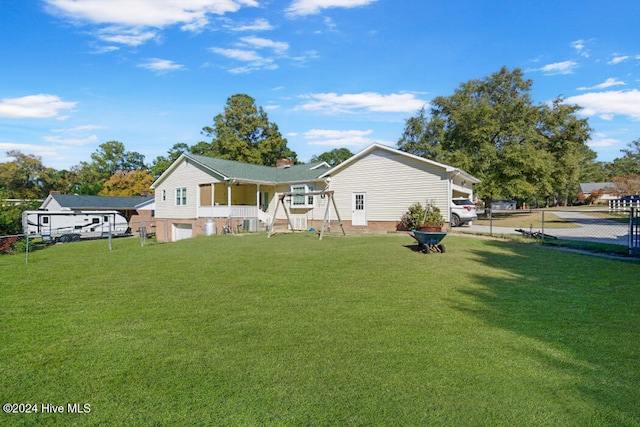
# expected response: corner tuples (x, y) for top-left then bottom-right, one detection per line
(1, 233), (639, 426)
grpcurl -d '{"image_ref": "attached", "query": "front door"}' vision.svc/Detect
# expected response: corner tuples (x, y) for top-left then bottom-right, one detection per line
(352, 192), (367, 226)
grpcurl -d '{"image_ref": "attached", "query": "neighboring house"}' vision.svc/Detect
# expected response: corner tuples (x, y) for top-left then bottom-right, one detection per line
(39, 193), (155, 232)
(579, 182), (617, 203)
(150, 143), (479, 242)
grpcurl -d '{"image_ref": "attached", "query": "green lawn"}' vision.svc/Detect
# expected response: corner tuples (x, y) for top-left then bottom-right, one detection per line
(1, 233), (639, 426)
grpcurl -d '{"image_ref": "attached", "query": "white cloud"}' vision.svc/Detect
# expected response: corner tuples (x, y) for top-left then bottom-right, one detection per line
(240, 36), (289, 54)
(588, 137), (620, 148)
(230, 18), (273, 31)
(51, 124), (104, 133)
(0, 142), (60, 160)
(210, 47), (277, 73)
(536, 61), (578, 75)
(303, 129), (381, 147)
(609, 54), (630, 65)
(0, 94), (76, 119)
(43, 134), (100, 146)
(565, 89), (640, 120)
(571, 39), (589, 58)
(138, 58), (185, 73)
(45, 0), (258, 28)
(211, 47), (263, 62)
(211, 37), (291, 72)
(578, 78), (626, 91)
(96, 27), (157, 46)
(90, 44), (120, 54)
(286, 0), (378, 17)
(298, 92), (427, 114)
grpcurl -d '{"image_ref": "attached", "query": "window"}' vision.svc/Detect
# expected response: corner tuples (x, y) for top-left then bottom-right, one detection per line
(176, 188), (187, 206)
(92, 218), (100, 224)
(291, 184), (314, 207)
(291, 185), (306, 206)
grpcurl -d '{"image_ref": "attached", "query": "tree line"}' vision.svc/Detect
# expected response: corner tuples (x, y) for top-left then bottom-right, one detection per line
(397, 67), (640, 207)
(2, 70), (640, 234)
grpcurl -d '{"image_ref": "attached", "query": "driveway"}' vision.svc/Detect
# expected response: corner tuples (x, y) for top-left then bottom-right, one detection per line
(455, 210), (630, 246)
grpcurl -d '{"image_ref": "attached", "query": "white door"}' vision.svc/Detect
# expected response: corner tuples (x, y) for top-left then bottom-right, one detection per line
(352, 192), (367, 226)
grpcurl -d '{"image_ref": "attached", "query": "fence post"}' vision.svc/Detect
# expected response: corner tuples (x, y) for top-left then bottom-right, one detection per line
(630, 207), (639, 257)
(108, 219), (113, 250)
(489, 208), (493, 237)
(140, 221), (146, 247)
(541, 211), (545, 244)
(25, 234), (29, 265)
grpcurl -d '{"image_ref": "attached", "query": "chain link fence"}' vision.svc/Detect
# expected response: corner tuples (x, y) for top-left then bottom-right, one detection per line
(1, 219), (158, 263)
(456, 207), (639, 257)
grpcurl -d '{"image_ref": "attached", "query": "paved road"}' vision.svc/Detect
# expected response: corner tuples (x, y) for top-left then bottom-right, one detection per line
(454, 211), (630, 246)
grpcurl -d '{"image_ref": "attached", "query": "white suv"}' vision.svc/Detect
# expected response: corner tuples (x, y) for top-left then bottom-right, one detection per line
(450, 198), (477, 227)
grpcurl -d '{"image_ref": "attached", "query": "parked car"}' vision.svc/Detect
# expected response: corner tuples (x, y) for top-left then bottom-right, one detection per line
(450, 198), (478, 227)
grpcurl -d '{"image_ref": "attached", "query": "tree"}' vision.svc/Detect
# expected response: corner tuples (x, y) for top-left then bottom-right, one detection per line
(398, 67), (592, 206)
(611, 175), (640, 196)
(99, 170), (155, 196)
(537, 98), (592, 205)
(310, 148), (354, 166)
(0, 150), (56, 199)
(607, 139), (640, 178)
(199, 94), (297, 166)
(150, 143), (189, 177)
(89, 141), (146, 181)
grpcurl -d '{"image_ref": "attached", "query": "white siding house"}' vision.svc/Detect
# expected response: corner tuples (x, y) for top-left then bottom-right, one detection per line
(321, 144), (479, 230)
(150, 144), (479, 241)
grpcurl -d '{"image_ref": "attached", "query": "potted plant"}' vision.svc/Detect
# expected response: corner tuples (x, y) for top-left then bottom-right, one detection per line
(419, 205), (445, 232)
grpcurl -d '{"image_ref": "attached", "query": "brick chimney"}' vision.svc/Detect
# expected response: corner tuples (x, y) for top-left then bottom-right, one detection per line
(276, 159), (293, 168)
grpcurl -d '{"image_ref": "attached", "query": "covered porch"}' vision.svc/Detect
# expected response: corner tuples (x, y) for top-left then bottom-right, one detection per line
(196, 181), (273, 229)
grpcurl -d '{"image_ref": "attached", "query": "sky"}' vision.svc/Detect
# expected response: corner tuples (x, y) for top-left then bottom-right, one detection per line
(1, 0), (640, 170)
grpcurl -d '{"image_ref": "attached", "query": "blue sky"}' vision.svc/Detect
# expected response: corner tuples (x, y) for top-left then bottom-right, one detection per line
(1, 0), (640, 170)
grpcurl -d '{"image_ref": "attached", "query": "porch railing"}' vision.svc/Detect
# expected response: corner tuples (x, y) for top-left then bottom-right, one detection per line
(198, 205), (271, 225)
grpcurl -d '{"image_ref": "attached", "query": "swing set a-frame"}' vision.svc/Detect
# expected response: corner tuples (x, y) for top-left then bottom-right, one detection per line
(268, 190), (345, 240)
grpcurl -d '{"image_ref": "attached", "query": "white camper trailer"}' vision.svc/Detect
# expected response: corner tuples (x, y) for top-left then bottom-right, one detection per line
(22, 210), (130, 241)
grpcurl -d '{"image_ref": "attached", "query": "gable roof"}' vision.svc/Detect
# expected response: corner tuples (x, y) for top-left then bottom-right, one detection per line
(42, 194), (154, 210)
(579, 182), (615, 194)
(151, 153), (331, 188)
(320, 143), (480, 184)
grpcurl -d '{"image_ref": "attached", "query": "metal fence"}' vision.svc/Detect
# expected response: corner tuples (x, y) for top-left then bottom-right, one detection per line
(4, 213), (639, 259)
(1, 219), (158, 264)
(459, 207), (639, 257)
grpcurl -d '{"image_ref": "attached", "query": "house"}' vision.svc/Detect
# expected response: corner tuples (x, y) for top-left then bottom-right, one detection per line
(319, 144), (479, 232)
(38, 193), (155, 233)
(579, 182), (617, 204)
(150, 143), (479, 242)
(150, 154), (331, 241)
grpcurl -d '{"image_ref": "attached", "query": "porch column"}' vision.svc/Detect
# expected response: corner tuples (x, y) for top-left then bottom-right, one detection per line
(256, 184), (261, 211)
(227, 181), (232, 226)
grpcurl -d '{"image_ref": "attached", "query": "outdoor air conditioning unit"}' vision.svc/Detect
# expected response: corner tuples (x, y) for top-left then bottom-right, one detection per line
(290, 217), (307, 231)
(242, 218), (258, 232)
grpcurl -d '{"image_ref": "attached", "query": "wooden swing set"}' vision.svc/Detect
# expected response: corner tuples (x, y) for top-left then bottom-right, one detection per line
(268, 190), (345, 240)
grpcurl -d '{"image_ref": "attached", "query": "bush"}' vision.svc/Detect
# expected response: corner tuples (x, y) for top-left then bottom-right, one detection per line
(401, 203), (427, 230)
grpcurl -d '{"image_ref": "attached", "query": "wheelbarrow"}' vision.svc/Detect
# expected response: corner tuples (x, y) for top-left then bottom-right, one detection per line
(409, 230), (447, 253)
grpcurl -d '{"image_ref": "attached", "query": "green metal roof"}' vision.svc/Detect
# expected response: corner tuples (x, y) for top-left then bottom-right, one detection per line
(186, 153), (330, 183)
